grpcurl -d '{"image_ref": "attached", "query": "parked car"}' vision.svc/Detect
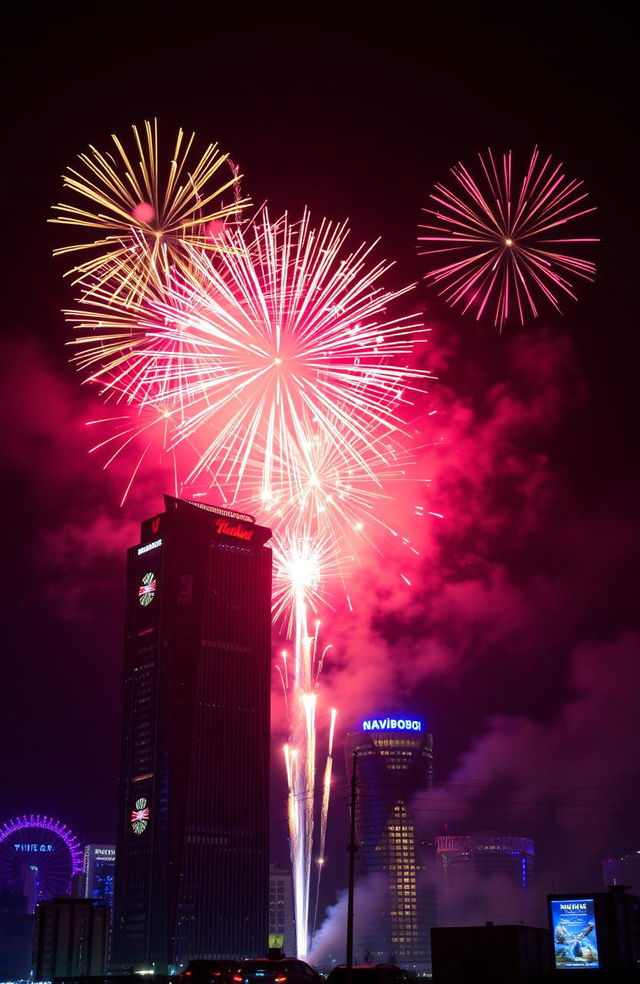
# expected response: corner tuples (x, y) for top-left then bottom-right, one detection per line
(235, 958), (325, 984)
(325, 965), (415, 984)
(181, 959), (242, 984)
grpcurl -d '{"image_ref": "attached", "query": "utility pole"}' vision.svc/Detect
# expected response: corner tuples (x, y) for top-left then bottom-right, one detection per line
(346, 750), (358, 984)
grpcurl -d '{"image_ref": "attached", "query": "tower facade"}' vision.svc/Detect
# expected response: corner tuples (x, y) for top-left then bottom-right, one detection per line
(33, 897), (110, 977)
(83, 845), (116, 909)
(436, 833), (535, 926)
(347, 714), (435, 973)
(111, 496), (272, 971)
(268, 863), (295, 956)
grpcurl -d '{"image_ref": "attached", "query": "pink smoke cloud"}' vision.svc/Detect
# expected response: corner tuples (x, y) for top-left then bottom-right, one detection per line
(0, 338), (175, 618)
(412, 630), (640, 919)
(317, 328), (589, 713)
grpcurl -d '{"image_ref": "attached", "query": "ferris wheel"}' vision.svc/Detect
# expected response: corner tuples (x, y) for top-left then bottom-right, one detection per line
(0, 814), (83, 911)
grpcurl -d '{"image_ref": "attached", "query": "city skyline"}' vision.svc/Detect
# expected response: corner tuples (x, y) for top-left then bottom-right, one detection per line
(0, 3), (638, 951)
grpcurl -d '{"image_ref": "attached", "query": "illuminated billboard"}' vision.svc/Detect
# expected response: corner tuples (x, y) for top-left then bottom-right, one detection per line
(138, 572), (157, 607)
(550, 898), (599, 970)
(361, 715), (424, 733)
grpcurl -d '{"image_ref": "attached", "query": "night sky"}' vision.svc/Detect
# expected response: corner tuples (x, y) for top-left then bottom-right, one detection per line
(1, 4), (637, 935)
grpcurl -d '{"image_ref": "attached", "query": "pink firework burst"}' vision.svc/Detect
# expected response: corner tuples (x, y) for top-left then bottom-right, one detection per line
(418, 146), (598, 328)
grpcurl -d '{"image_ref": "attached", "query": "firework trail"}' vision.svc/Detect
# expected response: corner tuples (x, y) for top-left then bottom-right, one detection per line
(85, 401), (185, 507)
(313, 706), (337, 938)
(279, 618), (335, 959)
(51, 120), (249, 304)
(56, 157), (431, 955)
(418, 146), (598, 328)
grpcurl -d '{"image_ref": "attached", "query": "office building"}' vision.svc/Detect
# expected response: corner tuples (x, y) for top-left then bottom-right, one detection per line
(0, 890), (34, 980)
(111, 495), (273, 971)
(268, 864), (295, 956)
(83, 844), (116, 908)
(436, 833), (535, 926)
(32, 897), (110, 977)
(347, 713), (435, 974)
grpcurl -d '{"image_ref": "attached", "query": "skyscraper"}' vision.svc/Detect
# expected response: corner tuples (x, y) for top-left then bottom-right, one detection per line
(111, 496), (272, 972)
(347, 713), (435, 973)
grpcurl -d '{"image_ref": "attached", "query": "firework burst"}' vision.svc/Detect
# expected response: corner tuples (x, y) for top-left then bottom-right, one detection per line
(64, 208), (431, 503)
(51, 120), (250, 304)
(418, 146), (598, 328)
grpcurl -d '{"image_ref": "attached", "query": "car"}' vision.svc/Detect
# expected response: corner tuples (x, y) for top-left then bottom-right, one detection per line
(181, 959), (242, 984)
(235, 957), (325, 984)
(325, 965), (415, 984)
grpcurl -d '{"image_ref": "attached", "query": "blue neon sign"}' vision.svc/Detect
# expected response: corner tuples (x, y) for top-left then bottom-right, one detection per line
(361, 716), (424, 733)
(12, 843), (54, 853)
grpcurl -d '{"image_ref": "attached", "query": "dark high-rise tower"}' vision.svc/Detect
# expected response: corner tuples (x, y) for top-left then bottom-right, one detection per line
(111, 496), (272, 971)
(347, 714), (436, 974)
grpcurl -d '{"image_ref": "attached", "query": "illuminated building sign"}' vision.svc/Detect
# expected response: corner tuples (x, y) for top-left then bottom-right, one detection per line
(138, 572), (157, 607)
(12, 843), (54, 853)
(137, 538), (162, 555)
(214, 518), (254, 541)
(550, 898), (599, 970)
(362, 716), (424, 732)
(131, 798), (150, 835)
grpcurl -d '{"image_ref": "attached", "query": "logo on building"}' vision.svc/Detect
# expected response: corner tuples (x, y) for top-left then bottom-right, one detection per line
(361, 716), (424, 732)
(138, 572), (157, 607)
(131, 798), (150, 835)
(214, 518), (254, 541)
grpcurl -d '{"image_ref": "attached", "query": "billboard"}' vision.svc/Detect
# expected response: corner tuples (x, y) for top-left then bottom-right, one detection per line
(550, 898), (599, 970)
(361, 716), (424, 733)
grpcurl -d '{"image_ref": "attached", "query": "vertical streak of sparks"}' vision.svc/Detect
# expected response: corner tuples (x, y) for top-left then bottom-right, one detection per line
(286, 591), (315, 957)
(311, 706), (337, 943)
(282, 584), (337, 958)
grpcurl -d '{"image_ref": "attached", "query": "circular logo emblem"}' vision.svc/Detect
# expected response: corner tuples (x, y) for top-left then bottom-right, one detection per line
(138, 572), (157, 607)
(131, 797), (150, 835)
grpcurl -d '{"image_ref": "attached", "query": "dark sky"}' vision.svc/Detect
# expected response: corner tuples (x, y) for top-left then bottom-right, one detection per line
(0, 3), (637, 932)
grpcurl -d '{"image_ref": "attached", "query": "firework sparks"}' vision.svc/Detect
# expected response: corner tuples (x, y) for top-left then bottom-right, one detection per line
(85, 401), (188, 506)
(158, 213), (421, 491)
(280, 625), (336, 958)
(418, 146), (598, 328)
(51, 120), (250, 304)
(63, 207), (432, 505)
(312, 705), (337, 938)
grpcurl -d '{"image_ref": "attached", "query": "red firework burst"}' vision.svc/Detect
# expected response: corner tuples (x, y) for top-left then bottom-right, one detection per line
(418, 146), (598, 328)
